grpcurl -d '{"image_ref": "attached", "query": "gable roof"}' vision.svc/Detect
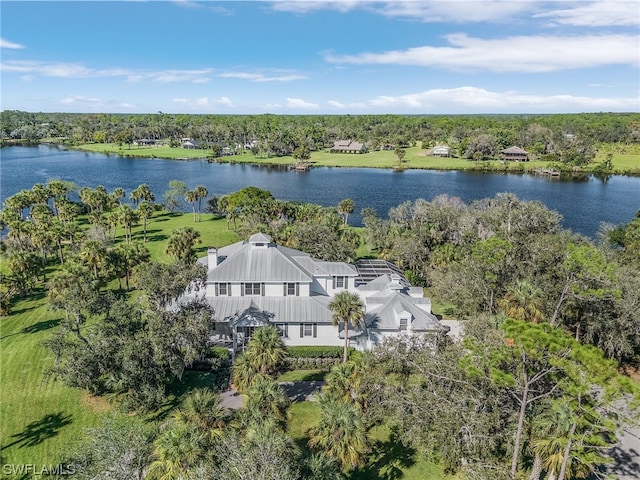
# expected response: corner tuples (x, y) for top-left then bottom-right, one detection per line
(365, 292), (442, 331)
(208, 242), (313, 283)
(502, 146), (528, 154)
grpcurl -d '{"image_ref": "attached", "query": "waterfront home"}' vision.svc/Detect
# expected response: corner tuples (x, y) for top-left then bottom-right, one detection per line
(330, 140), (368, 154)
(501, 146), (529, 161)
(430, 145), (451, 157)
(195, 233), (446, 354)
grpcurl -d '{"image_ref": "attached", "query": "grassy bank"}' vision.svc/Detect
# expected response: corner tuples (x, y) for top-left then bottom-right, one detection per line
(0, 214), (239, 468)
(76, 142), (640, 175)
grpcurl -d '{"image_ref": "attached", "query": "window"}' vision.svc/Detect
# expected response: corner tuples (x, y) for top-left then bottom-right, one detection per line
(275, 323), (288, 338)
(399, 318), (408, 332)
(333, 276), (347, 289)
(243, 283), (263, 296)
(284, 282), (298, 296)
(300, 323), (317, 338)
(215, 283), (230, 296)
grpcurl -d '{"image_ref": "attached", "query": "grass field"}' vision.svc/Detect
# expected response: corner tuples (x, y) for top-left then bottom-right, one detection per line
(0, 214), (238, 468)
(77, 142), (640, 175)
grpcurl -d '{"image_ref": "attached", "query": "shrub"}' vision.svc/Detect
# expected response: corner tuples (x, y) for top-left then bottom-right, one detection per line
(287, 346), (348, 359)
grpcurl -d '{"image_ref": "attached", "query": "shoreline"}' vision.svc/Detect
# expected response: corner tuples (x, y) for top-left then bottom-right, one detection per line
(5, 141), (640, 177)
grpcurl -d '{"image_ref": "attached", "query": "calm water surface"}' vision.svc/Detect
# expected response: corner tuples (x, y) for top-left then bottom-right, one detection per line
(2, 145), (639, 237)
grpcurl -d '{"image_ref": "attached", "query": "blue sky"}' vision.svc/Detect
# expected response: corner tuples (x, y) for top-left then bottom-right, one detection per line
(1, 1), (639, 114)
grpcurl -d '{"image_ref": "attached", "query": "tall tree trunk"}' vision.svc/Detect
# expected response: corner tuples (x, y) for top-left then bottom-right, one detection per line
(528, 453), (543, 480)
(551, 282), (571, 326)
(511, 379), (529, 478)
(557, 421), (577, 480)
(343, 322), (349, 363)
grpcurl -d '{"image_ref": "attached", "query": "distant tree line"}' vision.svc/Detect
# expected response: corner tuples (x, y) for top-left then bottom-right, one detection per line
(2, 110), (639, 164)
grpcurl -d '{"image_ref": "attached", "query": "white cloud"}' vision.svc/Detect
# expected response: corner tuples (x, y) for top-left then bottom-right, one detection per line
(1, 60), (213, 82)
(328, 100), (346, 108)
(172, 96), (235, 110)
(270, 1), (361, 14)
(270, 1), (538, 23)
(1, 38), (25, 49)
(59, 95), (136, 111)
(217, 96), (234, 107)
(535, 1), (640, 26)
(372, 1), (536, 23)
(286, 97), (319, 109)
(325, 33), (639, 72)
(218, 71), (307, 82)
(365, 86), (638, 112)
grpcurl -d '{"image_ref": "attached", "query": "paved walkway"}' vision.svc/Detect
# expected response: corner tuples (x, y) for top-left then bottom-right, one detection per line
(220, 381), (324, 410)
(606, 426), (640, 480)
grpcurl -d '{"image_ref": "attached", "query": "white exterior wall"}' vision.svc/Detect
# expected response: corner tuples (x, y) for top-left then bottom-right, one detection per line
(299, 283), (310, 296)
(264, 283), (282, 296)
(282, 324), (343, 347)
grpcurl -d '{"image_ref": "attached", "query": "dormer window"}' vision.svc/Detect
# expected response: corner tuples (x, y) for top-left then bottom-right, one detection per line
(242, 283), (264, 296)
(399, 317), (409, 332)
(333, 276), (347, 289)
(215, 283), (231, 296)
(284, 283), (299, 296)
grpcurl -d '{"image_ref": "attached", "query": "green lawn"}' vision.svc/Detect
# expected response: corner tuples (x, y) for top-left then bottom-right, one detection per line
(0, 213), (237, 468)
(77, 142), (640, 175)
(0, 293), (109, 467)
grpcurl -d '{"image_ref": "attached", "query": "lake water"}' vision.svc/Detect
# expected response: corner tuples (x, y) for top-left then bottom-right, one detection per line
(1, 145), (639, 237)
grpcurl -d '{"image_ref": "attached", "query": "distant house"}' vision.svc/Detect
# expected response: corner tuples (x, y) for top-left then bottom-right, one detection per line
(501, 146), (529, 162)
(184, 233), (447, 355)
(182, 138), (200, 149)
(430, 145), (451, 157)
(330, 140), (368, 154)
(134, 138), (158, 147)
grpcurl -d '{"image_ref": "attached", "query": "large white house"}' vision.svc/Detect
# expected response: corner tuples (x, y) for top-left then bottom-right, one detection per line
(195, 233), (446, 353)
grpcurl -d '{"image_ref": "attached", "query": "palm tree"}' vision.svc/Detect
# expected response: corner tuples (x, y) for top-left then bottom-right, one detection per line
(245, 325), (288, 376)
(323, 360), (365, 409)
(499, 280), (545, 323)
(194, 185), (208, 222)
(113, 241), (150, 290)
(337, 198), (355, 226)
(80, 239), (108, 280)
(137, 200), (155, 242)
(130, 183), (155, 206)
(148, 421), (206, 480)
(329, 291), (365, 363)
(172, 388), (227, 443)
(185, 190), (198, 222)
(244, 379), (291, 431)
(116, 204), (138, 243)
(165, 227), (201, 263)
(231, 353), (268, 394)
(308, 395), (369, 471)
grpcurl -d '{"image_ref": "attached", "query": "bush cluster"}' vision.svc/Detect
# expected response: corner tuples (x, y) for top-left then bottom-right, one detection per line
(286, 346), (347, 358)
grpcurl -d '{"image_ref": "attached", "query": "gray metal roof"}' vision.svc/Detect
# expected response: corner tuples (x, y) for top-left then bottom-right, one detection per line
(365, 293), (442, 331)
(292, 256), (357, 276)
(208, 296), (334, 324)
(208, 242), (313, 283)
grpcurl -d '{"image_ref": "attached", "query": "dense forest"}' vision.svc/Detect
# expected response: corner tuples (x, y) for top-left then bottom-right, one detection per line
(2, 110), (640, 163)
(1, 176), (639, 479)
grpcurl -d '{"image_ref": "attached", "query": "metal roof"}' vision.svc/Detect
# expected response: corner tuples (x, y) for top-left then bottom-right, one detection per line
(208, 296), (334, 324)
(365, 293), (442, 331)
(208, 242), (313, 283)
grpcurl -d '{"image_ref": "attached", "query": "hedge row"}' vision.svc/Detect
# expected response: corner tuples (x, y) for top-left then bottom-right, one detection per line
(286, 346), (353, 358)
